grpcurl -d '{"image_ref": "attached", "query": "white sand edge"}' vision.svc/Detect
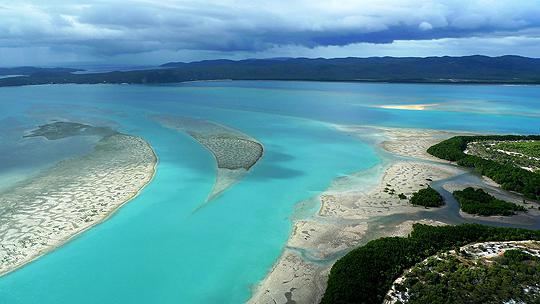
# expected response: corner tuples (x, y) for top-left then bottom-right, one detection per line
(0, 134), (158, 277)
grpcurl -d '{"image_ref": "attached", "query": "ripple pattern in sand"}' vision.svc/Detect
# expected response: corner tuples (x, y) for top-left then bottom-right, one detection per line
(153, 115), (263, 202)
(0, 133), (156, 276)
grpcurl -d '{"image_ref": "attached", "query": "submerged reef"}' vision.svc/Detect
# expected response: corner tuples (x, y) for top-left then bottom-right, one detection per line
(24, 121), (117, 140)
(152, 115), (263, 202)
(24, 121), (116, 140)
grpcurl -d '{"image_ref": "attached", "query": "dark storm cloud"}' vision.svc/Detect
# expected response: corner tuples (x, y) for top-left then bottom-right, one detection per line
(1, 0), (540, 61)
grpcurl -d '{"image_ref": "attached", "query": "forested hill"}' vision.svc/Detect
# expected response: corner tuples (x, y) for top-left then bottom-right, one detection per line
(0, 67), (81, 76)
(2, 55), (540, 87)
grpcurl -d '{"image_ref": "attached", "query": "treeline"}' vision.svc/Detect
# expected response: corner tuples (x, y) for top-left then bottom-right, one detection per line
(3, 55), (540, 87)
(453, 187), (527, 216)
(496, 141), (540, 158)
(409, 187), (444, 207)
(0, 67), (81, 76)
(322, 224), (540, 304)
(427, 135), (540, 200)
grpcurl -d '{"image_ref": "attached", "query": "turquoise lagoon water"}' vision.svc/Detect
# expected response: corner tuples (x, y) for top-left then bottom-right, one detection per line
(0, 81), (539, 303)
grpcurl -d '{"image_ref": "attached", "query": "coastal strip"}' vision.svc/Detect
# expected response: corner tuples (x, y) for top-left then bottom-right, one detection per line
(249, 126), (464, 304)
(0, 133), (157, 276)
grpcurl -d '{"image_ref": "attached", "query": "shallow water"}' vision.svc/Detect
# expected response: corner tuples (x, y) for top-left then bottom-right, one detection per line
(0, 81), (539, 303)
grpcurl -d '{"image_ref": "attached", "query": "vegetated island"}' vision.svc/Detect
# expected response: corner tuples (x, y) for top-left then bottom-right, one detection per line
(409, 186), (444, 207)
(322, 223), (540, 304)
(427, 135), (540, 200)
(2, 56), (540, 87)
(0, 122), (157, 276)
(454, 187), (527, 216)
(385, 240), (540, 304)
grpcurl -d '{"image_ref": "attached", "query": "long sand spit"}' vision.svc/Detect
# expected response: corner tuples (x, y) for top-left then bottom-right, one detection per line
(152, 115), (263, 204)
(0, 133), (157, 276)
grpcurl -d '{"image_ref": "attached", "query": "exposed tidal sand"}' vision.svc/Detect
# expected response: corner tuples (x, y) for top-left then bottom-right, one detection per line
(249, 126), (462, 304)
(0, 133), (157, 276)
(152, 115), (263, 203)
(377, 104), (439, 111)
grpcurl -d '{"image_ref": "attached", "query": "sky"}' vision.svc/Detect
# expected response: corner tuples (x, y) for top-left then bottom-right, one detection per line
(1, 0), (540, 66)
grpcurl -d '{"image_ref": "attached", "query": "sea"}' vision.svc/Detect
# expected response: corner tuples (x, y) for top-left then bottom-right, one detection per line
(0, 81), (538, 303)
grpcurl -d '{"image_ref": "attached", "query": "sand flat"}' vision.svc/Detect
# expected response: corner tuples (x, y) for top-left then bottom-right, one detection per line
(152, 115), (263, 202)
(378, 104), (439, 111)
(0, 134), (157, 276)
(249, 126), (462, 304)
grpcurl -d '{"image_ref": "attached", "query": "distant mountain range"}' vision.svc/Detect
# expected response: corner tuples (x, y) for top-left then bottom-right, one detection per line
(1, 56), (540, 87)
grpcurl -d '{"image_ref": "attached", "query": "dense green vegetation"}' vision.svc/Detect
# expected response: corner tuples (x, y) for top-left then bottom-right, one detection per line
(396, 249), (540, 304)
(453, 187), (527, 216)
(0, 67), (80, 76)
(496, 141), (540, 158)
(409, 187), (444, 207)
(322, 224), (540, 304)
(2, 55), (540, 87)
(467, 140), (540, 173)
(427, 135), (540, 200)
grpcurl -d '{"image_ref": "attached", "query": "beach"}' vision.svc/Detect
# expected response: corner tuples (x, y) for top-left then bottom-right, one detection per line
(249, 125), (464, 304)
(0, 134), (157, 276)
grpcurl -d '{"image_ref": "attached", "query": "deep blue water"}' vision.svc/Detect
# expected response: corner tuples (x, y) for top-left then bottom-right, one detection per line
(0, 81), (538, 303)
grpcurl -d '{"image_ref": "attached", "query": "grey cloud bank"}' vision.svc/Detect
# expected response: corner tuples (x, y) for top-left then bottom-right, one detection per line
(1, 0), (540, 65)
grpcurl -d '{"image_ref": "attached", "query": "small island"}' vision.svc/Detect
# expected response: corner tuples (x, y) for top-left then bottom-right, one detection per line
(409, 186), (444, 208)
(453, 187), (527, 216)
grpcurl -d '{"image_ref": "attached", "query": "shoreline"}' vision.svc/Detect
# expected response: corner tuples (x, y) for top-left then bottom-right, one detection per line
(4, 77), (540, 89)
(249, 124), (539, 303)
(0, 134), (158, 277)
(248, 125), (469, 304)
(4, 79), (540, 90)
